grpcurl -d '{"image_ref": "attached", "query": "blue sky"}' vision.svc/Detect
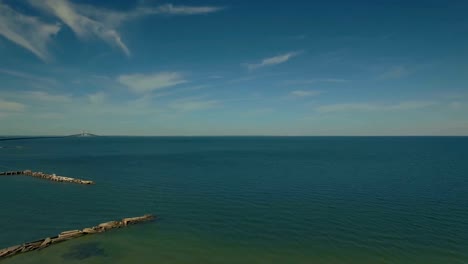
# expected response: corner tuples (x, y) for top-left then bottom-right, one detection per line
(0, 0), (467, 136)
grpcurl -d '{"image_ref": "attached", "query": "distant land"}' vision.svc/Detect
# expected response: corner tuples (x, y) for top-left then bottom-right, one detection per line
(68, 131), (98, 137)
(0, 131), (98, 142)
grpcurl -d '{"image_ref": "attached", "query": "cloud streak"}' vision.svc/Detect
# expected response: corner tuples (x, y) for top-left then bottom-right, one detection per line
(29, 0), (130, 56)
(246, 51), (301, 70)
(27, 0), (224, 57)
(76, 4), (224, 25)
(0, 3), (60, 61)
(170, 97), (219, 112)
(284, 78), (348, 85)
(379, 66), (410, 80)
(152, 4), (224, 15)
(88, 92), (106, 104)
(290, 90), (321, 97)
(118, 72), (187, 93)
(317, 101), (437, 113)
(0, 68), (58, 85)
(22, 91), (71, 103)
(0, 99), (26, 112)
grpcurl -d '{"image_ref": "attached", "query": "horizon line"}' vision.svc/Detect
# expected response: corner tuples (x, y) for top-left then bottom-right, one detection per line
(1, 135), (468, 138)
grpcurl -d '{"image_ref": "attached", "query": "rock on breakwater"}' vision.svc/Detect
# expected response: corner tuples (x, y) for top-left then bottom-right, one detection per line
(0, 214), (155, 260)
(0, 170), (94, 185)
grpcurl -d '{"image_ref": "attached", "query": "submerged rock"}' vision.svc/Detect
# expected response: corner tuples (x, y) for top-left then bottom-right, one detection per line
(62, 242), (106, 260)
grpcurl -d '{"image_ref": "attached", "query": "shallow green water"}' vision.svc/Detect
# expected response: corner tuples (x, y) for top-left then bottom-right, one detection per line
(1, 137), (467, 263)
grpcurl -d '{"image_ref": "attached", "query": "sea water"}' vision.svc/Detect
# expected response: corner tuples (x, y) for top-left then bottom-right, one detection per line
(0, 137), (467, 263)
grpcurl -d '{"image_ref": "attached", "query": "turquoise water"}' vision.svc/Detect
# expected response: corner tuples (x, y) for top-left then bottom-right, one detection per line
(0, 137), (467, 263)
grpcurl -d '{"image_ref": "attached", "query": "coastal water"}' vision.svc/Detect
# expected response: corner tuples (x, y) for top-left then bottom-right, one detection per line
(0, 137), (467, 263)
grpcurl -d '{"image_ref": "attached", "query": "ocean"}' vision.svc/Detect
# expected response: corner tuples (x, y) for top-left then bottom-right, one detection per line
(0, 136), (467, 263)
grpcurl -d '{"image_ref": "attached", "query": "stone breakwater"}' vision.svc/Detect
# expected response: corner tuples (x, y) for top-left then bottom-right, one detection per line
(0, 170), (94, 185)
(0, 214), (155, 259)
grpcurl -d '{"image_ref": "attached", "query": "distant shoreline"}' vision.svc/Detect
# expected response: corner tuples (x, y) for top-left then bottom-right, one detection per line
(1, 135), (467, 142)
(0, 136), (65, 142)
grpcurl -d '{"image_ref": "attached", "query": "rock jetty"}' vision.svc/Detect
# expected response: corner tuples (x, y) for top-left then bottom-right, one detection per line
(0, 214), (155, 259)
(0, 170), (94, 185)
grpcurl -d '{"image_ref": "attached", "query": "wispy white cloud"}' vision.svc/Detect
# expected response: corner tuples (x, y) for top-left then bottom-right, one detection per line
(28, 0), (224, 56)
(438, 91), (468, 100)
(0, 68), (58, 85)
(226, 75), (259, 84)
(29, 0), (130, 56)
(23, 91), (71, 103)
(208, 75), (224, 79)
(0, 3), (60, 61)
(0, 90), (72, 108)
(88, 92), (106, 104)
(0, 99), (26, 111)
(317, 103), (377, 113)
(317, 101), (437, 113)
(170, 97), (219, 112)
(35, 112), (65, 119)
(387, 101), (437, 110)
(151, 84), (212, 99)
(284, 78), (348, 85)
(449, 101), (463, 110)
(76, 4), (224, 25)
(118, 72), (187, 93)
(246, 51), (301, 70)
(290, 90), (321, 97)
(379, 66), (410, 80)
(152, 4), (224, 15)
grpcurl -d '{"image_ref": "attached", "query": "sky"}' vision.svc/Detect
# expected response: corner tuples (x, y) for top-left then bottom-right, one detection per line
(0, 0), (467, 136)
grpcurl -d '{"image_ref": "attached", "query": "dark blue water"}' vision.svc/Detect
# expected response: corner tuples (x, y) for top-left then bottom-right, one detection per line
(1, 137), (467, 263)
